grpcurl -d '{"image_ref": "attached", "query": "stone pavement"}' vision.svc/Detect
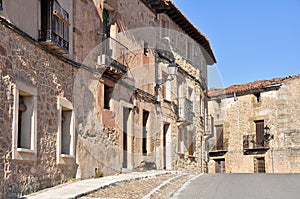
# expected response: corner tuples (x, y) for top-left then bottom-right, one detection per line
(23, 171), (178, 199)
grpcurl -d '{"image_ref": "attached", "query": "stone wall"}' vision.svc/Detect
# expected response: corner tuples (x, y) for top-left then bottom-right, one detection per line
(0, 19), (77, 198)
(208, 76), (300, 173)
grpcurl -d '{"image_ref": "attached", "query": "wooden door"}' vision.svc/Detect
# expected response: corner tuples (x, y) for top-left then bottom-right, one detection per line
(255, 120), (264, 147)
(216, 125), (224, 150)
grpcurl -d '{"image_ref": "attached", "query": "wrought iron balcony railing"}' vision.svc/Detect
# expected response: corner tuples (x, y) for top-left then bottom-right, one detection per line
(177, 97), (194, 124)
(97, 37), (128, 79)
(243, 135), (270, 150)
(39, 30), (69, 54)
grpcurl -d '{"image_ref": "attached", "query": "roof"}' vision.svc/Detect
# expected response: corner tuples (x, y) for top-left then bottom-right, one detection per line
(208, 74), (300, 99)
(141, 0), (216, 65)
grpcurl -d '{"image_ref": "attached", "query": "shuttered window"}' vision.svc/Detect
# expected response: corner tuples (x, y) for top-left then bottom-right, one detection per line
(255, 120), (264, 147)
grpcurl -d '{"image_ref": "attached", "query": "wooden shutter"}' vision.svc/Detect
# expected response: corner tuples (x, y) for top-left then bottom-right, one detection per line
(216, 125), (224, 150)
(255, 120), (264, 147)
(254, 157), (265, 173)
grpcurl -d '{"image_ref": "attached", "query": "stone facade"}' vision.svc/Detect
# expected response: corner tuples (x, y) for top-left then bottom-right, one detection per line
(208, 75), (300, 173)
(72, 0), (215, 177)
(0, 18), (77, 198)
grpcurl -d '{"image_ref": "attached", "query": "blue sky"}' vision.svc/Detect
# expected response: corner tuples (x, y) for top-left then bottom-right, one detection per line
(172, 0), (300, 88)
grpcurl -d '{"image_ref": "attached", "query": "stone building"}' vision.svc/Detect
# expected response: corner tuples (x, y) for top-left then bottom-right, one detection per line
(72, 0), (216, 178)
(207, 75), (300, 173)
(0, 0), (216, 198)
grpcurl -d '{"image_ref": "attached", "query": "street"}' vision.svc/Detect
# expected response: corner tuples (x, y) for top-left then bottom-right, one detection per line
(174, 174), (300, 199)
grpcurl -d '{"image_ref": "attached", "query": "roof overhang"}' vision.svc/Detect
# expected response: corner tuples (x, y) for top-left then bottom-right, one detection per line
(141, 0), (217, 65)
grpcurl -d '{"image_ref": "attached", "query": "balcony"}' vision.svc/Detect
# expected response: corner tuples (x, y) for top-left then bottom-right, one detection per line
(243, 135), (270, 155)
(97, 37), (128, 80)
(39, 0), (69, 54)
(209, 138), (228, 157)
(39, 30), (69, 54)
(177, 97), (194, 125)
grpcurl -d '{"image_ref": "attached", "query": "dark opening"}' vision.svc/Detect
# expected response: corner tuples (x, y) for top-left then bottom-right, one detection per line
(61, 109), (72, 155)
(17, 96), (27, 148)
(123, 108), (131, 168)
(254, 93), (261, 103)
(142, 110), (149, 155)
(104, 85), (113, 110)
(0, 0), (3, 10)
(163, 123), (169, 169)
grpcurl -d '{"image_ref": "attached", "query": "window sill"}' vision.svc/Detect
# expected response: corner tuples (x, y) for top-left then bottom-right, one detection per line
(17, 148), (35, 154)
(176, 152), (185, 158)
(61, 154), (75, 159)
(57, 154), (75, 165)
(13, 148), (36, 161)
(188, 155), (196, 158)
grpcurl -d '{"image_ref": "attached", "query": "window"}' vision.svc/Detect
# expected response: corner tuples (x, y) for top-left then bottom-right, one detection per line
(254, 92), (261, 103)
(0, 0), (3, 10)
(40, 0), (70, 53)
(142, 110), (149, 155)
(57, 97), (75, 164)
(255, 120), (264, 147)
(161, 17), (169, 38)
(216, 125), (224, 150)
(12, 82), (37, 160)
(104, 84), (114, 110)
(188, 131), (195, 156)
(103, 9), (110, 38)
(187, 85), (194, 110)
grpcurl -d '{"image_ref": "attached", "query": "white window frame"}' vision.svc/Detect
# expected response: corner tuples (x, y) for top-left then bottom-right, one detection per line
(12, 81), (37, 161)
(57, 97), (75, 165)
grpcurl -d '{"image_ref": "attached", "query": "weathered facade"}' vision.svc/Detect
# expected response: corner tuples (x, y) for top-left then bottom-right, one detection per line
(73, 0), (216, 178)
(0, 1), (77, 198)
(0, 0), (216, 198)
(208, 75), (300, 173)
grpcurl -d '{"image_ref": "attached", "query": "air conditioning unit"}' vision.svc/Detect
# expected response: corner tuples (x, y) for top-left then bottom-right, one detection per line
(97, 54), (107, 66)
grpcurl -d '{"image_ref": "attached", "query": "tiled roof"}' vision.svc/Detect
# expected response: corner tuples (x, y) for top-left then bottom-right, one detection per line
(208, 74), (300, 98)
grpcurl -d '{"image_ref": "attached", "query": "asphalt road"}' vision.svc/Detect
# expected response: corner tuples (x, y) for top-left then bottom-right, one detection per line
(174, 174), (300, 199)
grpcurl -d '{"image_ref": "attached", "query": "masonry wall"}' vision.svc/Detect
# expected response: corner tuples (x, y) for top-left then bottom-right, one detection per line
(0, 20), (76, 198)
(73, 0), (210, 177)
(208, 77), (300, 173)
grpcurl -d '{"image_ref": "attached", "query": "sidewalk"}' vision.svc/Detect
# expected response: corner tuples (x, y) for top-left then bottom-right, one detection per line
(23, 170), (172, 199)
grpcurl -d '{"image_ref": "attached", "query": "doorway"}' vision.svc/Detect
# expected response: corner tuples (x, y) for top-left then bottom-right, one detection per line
(163, 123), (170, 169)
(123, 107), (132, 168)
(215, 159), (226, 173)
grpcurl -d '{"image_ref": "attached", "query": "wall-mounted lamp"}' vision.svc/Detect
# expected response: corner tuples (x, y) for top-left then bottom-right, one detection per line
(264, 125), (274, 141)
